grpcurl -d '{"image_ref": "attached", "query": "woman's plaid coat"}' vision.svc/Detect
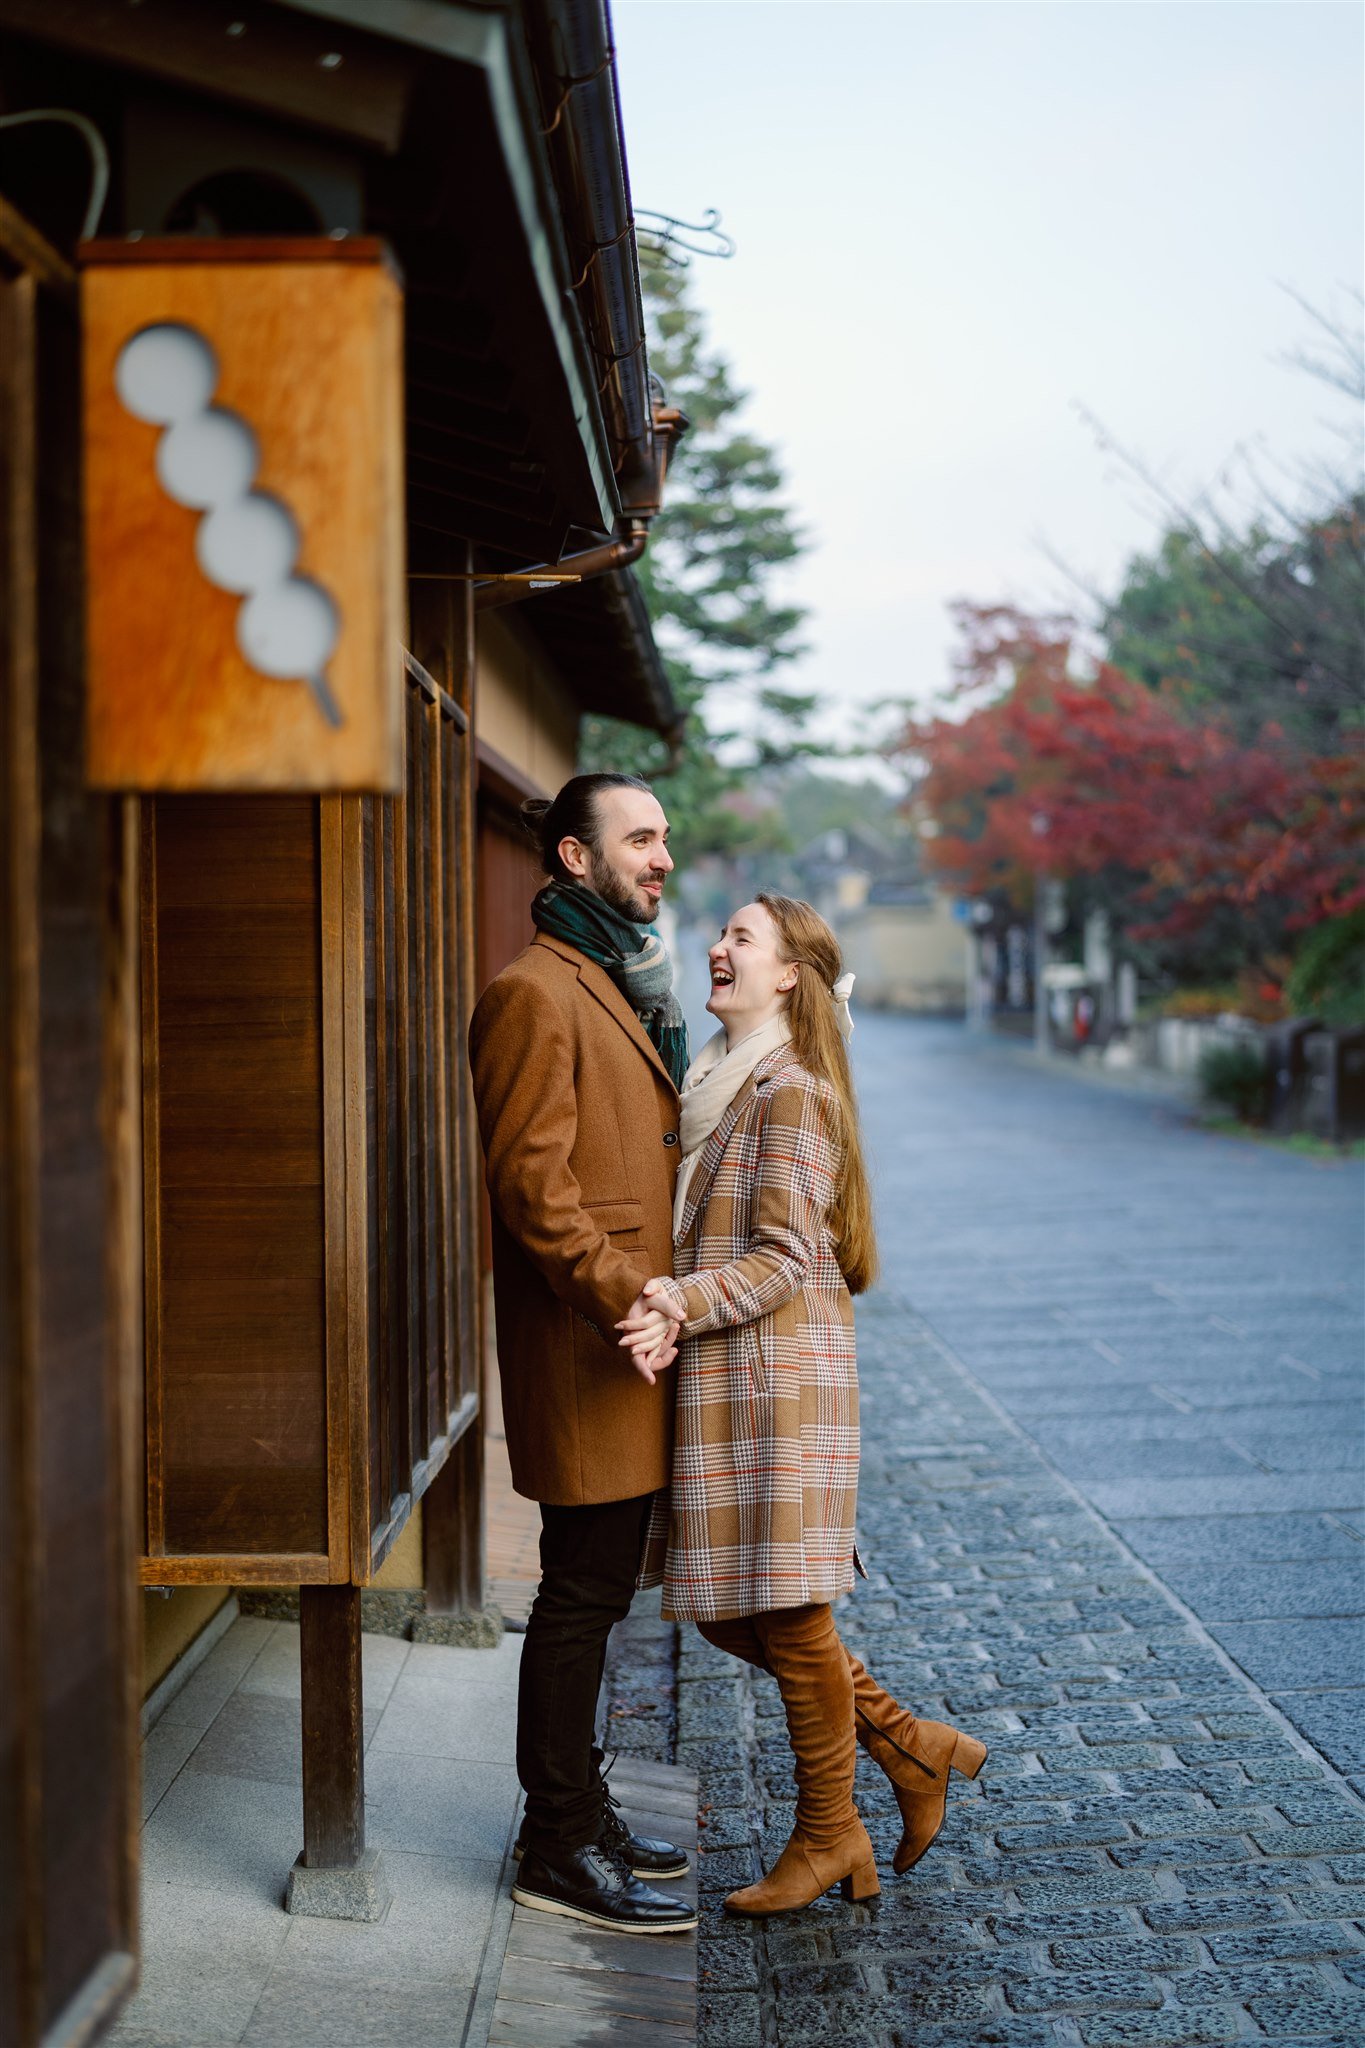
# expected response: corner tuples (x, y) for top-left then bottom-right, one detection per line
(638, 1047), (862, 1622)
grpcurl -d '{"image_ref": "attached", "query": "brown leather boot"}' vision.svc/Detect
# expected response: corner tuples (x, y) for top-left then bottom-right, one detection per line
(696, 1616), (769, 1665)
(847, 1654), (988, 1874)
(723, 1604), (879, 1916)
(698, 1621), (986, 1879)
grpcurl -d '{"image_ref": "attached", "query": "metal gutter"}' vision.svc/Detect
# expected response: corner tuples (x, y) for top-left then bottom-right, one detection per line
(527, 0), (663, 515)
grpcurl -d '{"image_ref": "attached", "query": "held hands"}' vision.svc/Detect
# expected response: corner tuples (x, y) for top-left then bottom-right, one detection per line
(615, 1278), (680, 1386)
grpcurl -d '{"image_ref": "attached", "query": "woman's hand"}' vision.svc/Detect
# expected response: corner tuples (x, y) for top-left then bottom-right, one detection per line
(615, 1281), (681, 1385)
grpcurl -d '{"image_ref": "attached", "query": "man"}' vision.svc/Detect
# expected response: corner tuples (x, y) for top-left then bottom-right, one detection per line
(468, 772), (696, 1935)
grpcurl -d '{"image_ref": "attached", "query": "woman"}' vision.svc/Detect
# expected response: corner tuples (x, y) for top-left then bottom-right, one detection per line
(618, 894), (986, 1915)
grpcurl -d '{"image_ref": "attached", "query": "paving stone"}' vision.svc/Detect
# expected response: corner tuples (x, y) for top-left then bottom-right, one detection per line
(698, 1991), (763, 2045)
(1005, 1967), (1164, 2014)
(1272, 1690), (1365, 1776)
(1013, 1878), (1166, 1921)
(1275, 1787), (1365, 1825)
(989, 1908), (1139, 1944)
(1179, 1859), (1334, 1895)
(1246, 1994), (1365, 2035)
(1206, 1922), (1362, 1964)
(1250, 1823), (1365, 1859)
(1147, 1562), (1364, 1622)
(886, 2024), (1059, 2048)
(1076, 2010), (1242, 2046)
(1251, 2038), (1365, 2048)
(1315, 1886), (1365, 1918)
(1184, 1959), (1330, 2001)
(1113, 1513), (1362, 1565)
(1210, 1618), (1364, 1693)
(1048, 1937), (1201, 1973)
(965, 1851), (1113, 1887)
(1108, 1834), (1248, 1869)
(1141, 1895), (1293, 1933)
(996, 1820), (1135, 1851)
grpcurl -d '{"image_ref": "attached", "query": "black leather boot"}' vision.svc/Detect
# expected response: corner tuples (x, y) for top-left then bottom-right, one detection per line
(598, 1778), (689, 1879)
(513, 1773), (689, 1880)
(511, 1842), (698, 1933)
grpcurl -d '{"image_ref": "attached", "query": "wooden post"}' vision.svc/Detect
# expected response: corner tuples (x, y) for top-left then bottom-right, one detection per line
(300, 1584), (364, 1868)
(287, 1584), (391, 1920)
(422, 1421), (485, 1615)
(410, 551), (496, 1642)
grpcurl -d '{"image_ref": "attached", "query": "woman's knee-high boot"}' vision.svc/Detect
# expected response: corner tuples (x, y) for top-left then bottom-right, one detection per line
(846, 1654), (988, 1874)
(695, 1616), (769, 1667)
(723, 1604), (878, 1915)
(698, 1618), (986, 1879)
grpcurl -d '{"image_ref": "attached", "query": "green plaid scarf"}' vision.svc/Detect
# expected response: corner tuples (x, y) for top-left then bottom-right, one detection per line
(533, 879), (689, 1091)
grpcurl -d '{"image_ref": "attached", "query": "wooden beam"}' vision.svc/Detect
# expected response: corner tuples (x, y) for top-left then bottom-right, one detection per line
(0, 197), (74, 295)
(475, 735), (550, 809)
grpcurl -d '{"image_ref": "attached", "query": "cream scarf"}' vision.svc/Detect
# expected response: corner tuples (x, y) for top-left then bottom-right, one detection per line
(672, 1012), (792, 1237)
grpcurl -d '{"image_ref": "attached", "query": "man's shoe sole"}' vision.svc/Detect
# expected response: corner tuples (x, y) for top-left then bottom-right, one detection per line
(512, 1843), (690, 1881)
(509, 1884), (698, 1934)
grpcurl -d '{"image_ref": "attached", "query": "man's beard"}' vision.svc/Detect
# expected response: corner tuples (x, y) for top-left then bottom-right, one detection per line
(585, 851), (657, 923)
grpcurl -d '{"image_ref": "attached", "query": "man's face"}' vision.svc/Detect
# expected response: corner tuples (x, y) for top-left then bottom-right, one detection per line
(562, 787), (674, 923)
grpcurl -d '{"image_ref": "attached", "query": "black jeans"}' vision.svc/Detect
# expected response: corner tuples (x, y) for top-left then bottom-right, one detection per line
(516, 1491), (654, 1857)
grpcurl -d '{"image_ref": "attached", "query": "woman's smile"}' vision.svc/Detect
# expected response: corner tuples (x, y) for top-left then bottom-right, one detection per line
(704, 902), (795, 1040)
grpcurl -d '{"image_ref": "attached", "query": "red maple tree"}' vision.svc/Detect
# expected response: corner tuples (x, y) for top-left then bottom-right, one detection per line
(893, 604), (1364, 942)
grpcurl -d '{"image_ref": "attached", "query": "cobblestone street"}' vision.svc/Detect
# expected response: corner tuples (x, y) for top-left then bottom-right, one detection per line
(611, 1015), (1365, 2047)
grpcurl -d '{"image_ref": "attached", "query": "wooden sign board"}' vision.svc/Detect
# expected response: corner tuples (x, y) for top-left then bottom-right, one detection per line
(82, 239), (405, 791)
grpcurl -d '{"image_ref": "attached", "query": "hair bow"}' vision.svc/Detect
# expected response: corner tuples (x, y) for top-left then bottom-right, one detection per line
(831, 970), (856, 1041)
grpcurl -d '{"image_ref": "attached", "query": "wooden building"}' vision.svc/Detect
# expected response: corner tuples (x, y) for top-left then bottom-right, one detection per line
(0, 2), (680, 2039)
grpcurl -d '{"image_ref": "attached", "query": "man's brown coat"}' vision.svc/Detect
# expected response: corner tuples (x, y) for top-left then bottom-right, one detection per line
(468, 932), (681, 1505)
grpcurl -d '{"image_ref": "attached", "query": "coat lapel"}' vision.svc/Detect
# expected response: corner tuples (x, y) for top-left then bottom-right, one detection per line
(676, 1070), (760, 1245)
(675, 1047), (802, 1245)
(533, 932), (678, 1096)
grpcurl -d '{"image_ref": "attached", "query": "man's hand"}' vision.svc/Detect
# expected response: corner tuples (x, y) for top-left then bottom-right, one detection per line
(615, 1281), (681, 1385)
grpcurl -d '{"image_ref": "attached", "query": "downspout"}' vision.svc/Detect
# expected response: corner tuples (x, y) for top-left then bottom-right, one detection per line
(470, 402), (685, 610)
(473, 519), (647, 613)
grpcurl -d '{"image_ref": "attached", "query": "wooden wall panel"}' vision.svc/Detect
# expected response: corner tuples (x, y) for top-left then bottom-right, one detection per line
(476, 798), (540, 997)
(1, 251), (138, 2048)
(146, 797), (328, 1562)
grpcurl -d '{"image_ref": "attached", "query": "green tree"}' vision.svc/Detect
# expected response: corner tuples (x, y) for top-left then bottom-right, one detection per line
(580, 252), (811, 861)
(1104, 496), (1364, 754)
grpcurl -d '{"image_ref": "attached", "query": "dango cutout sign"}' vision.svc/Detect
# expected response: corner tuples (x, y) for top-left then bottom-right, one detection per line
(114, 322), (344, 729)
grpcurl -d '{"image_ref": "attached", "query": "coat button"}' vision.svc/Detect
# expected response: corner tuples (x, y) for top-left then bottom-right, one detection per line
(663, 1131), (679, 1146)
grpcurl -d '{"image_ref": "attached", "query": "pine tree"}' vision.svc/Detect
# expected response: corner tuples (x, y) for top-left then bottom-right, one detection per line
(580, 252), (811, 860)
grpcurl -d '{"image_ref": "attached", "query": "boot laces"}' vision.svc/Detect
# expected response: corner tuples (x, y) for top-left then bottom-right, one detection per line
(597, 1753), (635, 1870)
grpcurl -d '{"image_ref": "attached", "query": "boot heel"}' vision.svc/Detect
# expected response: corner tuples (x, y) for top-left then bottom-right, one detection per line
(951, 1731), (988, 1780)
(840, 1857), (880, 1902)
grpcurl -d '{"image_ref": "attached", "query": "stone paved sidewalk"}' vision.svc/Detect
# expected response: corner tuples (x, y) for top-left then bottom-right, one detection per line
(659, 1295), (1365, 2048)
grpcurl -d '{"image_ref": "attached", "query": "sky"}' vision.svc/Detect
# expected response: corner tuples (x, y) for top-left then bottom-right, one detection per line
(612, 0), (1364, 754)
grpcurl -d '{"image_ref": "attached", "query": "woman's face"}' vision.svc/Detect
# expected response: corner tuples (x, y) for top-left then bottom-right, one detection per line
(706, 901), (798, 1035)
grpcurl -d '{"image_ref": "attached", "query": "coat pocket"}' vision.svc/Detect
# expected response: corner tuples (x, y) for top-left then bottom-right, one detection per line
(739, 1320), (770, 1399)
(585, 1198), (646, 1237)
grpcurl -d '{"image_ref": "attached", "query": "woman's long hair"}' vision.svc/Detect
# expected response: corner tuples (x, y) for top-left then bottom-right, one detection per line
(756, 893), (878, 1295)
